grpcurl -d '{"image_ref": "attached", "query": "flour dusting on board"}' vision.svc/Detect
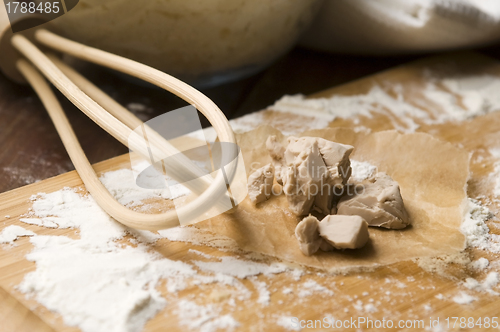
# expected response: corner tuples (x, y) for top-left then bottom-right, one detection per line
(18, 189), (195, 332)
(269, 73), (500, 134)
(0, 225), (35, 245)
(191, 73), (500, 136)
(14, 186), (300, 332)
(488, 147), (500, 197)
(174, 300), (240, 332)
(460, 199), (498, 253)
(99, 161), (191, 206)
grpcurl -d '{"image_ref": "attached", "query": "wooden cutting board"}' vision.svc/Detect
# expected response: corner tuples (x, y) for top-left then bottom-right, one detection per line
(2, 52), (500, 332)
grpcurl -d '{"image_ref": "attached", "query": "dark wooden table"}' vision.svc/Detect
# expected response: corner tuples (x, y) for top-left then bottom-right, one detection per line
(1, 45), (499, 193)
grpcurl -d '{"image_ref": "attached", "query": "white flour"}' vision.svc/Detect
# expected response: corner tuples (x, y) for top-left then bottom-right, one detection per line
(251, 279), (271, 306)
(350, 160), (377, 182)
(464, 272), (500, 295)
(174, 300), (239, 332)
(276, 315), (301, 331)
(452, 292), (476, 305)
(0, 225), (35, 244)
(193, 256), (288, 279)
(297, 279), (334, 298)
(229, 112), (267, 134)
(20, 217), (58, 228)
(196, 73), (500, 136)
(99, 161), (190, 206)
(482, 272), (500, 291)
(460, 199), (499, 253)
(14, 186), (297, 332)
(208, 73), (500, 136)
(229, 110), (332, 136)
(440, 75), (500, 115)
(272, 85), (424, 133)
(488, 147), (500, 197)
(469, 257), (489, 271)
(18, 189), (196, 332)
(269, 74), (500, 133)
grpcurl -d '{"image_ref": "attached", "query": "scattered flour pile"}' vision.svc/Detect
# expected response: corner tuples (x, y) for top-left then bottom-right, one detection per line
(460, 199), (499, 253)
(488, 147), (500, 197)
(272, 85), (426, 132)
(469, 257), (489, 271)
(18, 189), (197, 332)
(349, 160), (377, 182)
(193, 256), (288, 279)
(452, 292), (476, 305)
(0, 225), (35, 244)
(13, 182), (292, 332)
(99, 161), (190, 206)
(192, 73), (500, 137)
(174, 300), (239, 332)
(297, 280), (333, 298)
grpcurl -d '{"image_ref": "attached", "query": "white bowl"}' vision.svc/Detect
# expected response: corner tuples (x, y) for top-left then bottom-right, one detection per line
(53, 0), (323, 87)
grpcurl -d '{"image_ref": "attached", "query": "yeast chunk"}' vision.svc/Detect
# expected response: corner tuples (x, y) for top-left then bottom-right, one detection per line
(247, 163), (274, 204)
(337, 173), (410, 229)
(319, 215), (369, 249)
(295, 215), (322, 256)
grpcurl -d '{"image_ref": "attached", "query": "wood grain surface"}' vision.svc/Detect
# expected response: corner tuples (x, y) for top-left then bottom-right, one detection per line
(2, 52), (500, 331)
